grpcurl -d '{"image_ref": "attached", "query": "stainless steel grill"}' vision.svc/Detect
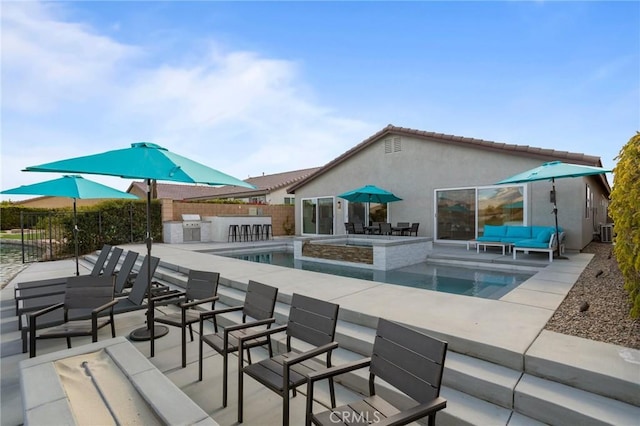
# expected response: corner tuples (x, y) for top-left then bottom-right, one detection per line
(181, 214), (201, 242)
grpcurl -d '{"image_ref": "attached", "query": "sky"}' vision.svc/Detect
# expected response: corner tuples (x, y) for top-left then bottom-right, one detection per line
(2, 0), (639, 201)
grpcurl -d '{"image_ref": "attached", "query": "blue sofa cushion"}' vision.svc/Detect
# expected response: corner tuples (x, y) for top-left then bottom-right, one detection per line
(482, 225), (507, 238)
(506, 226), (532, 239)
(514, 239), (549, 249)
(536, 229), (553, 243)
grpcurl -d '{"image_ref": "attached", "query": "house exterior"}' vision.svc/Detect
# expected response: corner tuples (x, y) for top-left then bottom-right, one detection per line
(287, 125), (611, 251)
(127, 167), (320, 205)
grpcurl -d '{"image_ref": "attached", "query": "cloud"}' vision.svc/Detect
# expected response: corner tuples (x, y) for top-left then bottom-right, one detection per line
(1, 1), (372, 197)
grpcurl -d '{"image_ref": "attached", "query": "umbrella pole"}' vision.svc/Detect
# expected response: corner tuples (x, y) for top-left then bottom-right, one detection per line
(130, 179), (169, 342)
(551, 178), (567, 260)
(73, 199), (79, 276)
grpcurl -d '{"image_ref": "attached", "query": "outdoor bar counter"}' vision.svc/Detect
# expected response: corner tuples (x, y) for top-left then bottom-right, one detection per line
(205, 215), (272, 242)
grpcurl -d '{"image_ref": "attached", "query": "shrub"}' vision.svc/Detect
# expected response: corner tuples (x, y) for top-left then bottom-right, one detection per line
(609, 132), (640, 318)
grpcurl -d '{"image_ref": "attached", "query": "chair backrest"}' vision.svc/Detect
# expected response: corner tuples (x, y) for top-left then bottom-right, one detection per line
(243, 280), (278, 321)
(102, 247), (124, 277)
(89, 244), (113, 276)
(286, 293), (339, 348)
(410, 223), (420, 234)
(370, 319), (448, 403)
(345, 223), (355, 234)
(354, 223), (365, 234)
(397, 222), (410, 228)
(64, 275), (115, 311)
(185, 270), (220, 302)
(114, 251), (139, 293)
(379, 223), (392, 235)
(127, 255), (161, 305)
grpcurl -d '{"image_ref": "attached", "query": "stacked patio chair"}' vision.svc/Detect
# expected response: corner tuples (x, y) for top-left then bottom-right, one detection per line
(14, 244), (115, 302)
(27, 274), (118, 358)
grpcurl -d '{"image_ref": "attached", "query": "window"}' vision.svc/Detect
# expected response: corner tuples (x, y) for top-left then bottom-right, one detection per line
(585, 184), (592, 219)
(284, 197), (294, 205)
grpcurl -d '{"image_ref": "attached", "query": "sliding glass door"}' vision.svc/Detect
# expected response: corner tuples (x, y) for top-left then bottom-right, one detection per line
(435, 185), (525, 241)
(302, 197), (335, 235)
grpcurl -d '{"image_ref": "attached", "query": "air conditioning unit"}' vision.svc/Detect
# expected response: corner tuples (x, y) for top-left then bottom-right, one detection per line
(600, 224), (613, 243)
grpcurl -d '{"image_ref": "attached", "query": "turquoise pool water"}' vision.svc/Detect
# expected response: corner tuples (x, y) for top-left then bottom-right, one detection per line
(213, 249), (533, 299)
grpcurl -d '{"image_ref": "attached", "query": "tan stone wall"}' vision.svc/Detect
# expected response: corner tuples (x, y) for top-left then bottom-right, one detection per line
(166, 201), (294, 237)
(302, 242), (373, 264)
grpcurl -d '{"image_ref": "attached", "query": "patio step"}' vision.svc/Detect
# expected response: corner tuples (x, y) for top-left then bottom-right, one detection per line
(525, 330), (640, 407)
(515, 374), (640, 425)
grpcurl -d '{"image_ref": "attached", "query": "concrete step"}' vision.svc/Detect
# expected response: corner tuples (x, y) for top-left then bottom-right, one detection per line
(525, 330), (640, 407)
(515, 374), (640, 425)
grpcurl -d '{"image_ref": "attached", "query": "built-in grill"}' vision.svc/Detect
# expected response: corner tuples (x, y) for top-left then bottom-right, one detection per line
(181, 214), (202, 242)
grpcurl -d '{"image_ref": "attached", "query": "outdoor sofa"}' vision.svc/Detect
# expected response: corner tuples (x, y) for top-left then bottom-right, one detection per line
(477, 225), (565, 262)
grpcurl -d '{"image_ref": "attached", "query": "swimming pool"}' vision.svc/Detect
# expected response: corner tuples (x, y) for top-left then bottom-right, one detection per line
(211, 249), (533, 299)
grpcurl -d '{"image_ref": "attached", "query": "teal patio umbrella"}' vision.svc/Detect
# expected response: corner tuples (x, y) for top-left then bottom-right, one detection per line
(496, 161), (612, 258)
(338, 185), (402, 226)
(338, 184), (403, 204)
(25, 142), (256, 342)
(1, 175), (139, 276)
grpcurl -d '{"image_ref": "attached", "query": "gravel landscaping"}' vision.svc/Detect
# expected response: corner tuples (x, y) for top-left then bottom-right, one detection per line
(545, 242), (640, 350)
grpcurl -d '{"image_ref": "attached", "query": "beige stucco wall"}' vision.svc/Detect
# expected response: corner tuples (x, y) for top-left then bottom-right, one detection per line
(293, 134), (610, 251)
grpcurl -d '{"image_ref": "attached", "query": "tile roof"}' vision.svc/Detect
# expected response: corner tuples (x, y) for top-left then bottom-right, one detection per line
(288, 124), (606, 193)
(127, 167), (321, 201)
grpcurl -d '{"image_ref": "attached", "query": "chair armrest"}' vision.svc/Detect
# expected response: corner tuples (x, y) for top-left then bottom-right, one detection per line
(306, 357), (371, 383)
(224, 317), (276, 333)
(28, 302), (64, 319)
(200, 305), (243, 321)
(151, 290), (185, 303)
(180, 295), (218, 309)
(283, 341), (339, 367)
(375, 396), (447, 426)
(237, 324), (288, 343)
(91, 299), (118, 315)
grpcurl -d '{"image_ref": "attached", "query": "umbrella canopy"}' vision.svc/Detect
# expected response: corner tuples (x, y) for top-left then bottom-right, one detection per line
(1, 175), (139, 200)
(496, 161), (612, 185)
(1, 175), (138, 275)
(24, 142), (256, 187)
(24, 142), (255, 343)
(496, 161), (612, 258)
(338, 185), (402, 204)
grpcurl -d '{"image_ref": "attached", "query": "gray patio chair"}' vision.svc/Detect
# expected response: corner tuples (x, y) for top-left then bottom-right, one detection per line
(14, 244), (114, 296)
(237, 293), (340, 426)
(344, 222), (355, 234)
(353, 222), (366, 234)
(149, 270), (220, 368)
(14, 247), (123, 314)
(379, 222), (392, 235)
(199, 280), (279, 407)
(408, 222), (420, 236)
(305, 318), (448, 426)
(27, 274), (117, 358)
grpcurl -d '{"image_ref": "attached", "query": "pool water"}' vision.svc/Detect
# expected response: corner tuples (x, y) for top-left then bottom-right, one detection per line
(216, 250), (533, 299)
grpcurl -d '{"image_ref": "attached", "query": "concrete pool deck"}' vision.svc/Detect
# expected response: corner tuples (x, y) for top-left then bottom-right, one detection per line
(2, 240), (639, 425)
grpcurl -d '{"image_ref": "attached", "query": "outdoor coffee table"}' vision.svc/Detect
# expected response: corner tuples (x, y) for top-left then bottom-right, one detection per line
(476, 241), (512, 255)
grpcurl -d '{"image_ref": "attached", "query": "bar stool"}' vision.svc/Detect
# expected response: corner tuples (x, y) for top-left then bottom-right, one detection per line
(239, 224), (252, 241)
(227, 224), (239, 242)
(261, 224), (272, 240)
(251, 224), (262, 241)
